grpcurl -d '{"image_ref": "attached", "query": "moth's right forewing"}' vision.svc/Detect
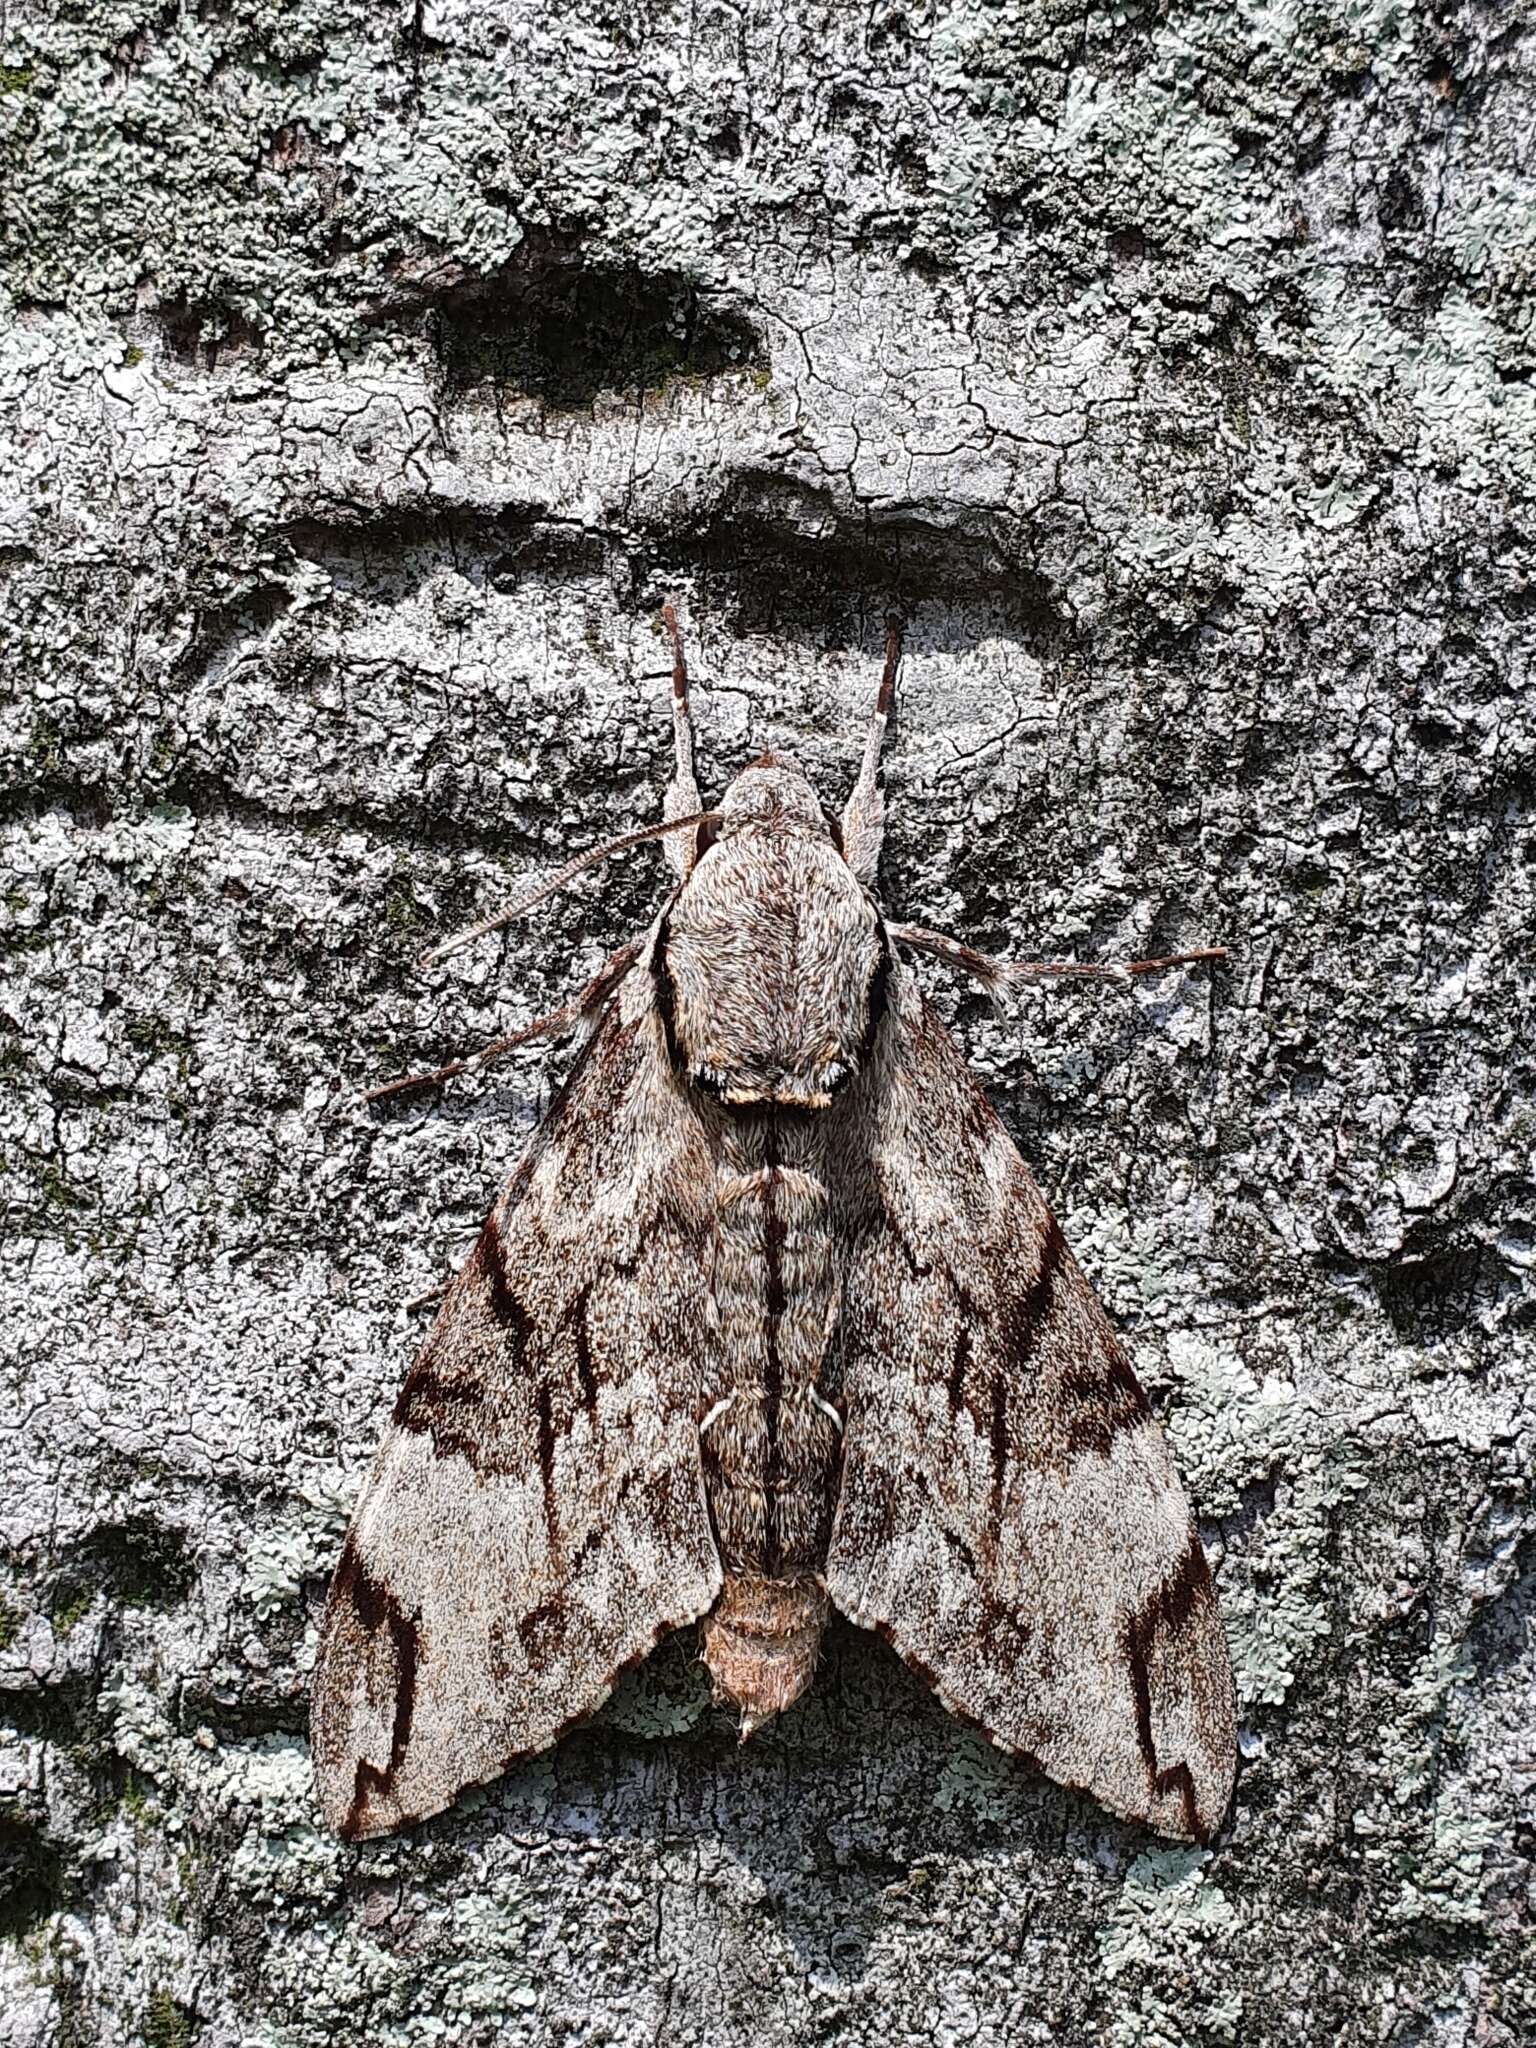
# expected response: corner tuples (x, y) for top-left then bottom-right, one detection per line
(826, 971), (1236, 1844)
(312, 970), (723, 1840)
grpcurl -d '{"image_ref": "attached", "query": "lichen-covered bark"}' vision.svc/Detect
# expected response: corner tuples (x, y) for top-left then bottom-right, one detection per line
(1, 2), (1531, 2043)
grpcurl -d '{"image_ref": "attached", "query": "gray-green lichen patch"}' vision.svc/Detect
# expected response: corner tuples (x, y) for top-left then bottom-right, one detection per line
(929, 1730), (1018, 1823)
(1100, 1847), (1242, 2047)
(2, 0), (1533, 2043)
(242, 1476), (355, 1626)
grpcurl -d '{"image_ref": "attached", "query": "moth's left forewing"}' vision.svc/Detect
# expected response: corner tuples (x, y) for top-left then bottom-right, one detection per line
(312, 965), (722, 1840)
(826, 965), (1236, 1844)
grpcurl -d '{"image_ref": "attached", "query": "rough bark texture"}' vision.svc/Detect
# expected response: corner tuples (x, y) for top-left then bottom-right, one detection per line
(1, 3), (1532, 2044)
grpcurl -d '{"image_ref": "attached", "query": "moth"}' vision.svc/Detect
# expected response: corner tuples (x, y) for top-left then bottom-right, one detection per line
(312, 609), (1236, 1844)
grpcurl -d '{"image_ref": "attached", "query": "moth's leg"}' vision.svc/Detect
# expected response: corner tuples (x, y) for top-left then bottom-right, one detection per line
(661, 599), (703, 879)
(839, 621), (901, 887)
(365, 940), (640, 1102)
(888, 922), (1226, 995)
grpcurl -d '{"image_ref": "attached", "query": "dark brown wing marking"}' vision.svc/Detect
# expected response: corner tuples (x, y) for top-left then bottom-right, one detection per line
(1123, 1536), (1223, 1841)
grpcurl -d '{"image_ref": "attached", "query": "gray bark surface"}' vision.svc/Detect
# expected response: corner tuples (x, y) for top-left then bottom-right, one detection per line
(1, 2), (1532, 2043)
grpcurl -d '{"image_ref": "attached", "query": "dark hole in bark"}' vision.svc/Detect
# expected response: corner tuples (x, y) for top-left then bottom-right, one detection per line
(666, 476), (1064, 646)
(0, 1813), (66, 1940)
(176, 1680), (310, 1743)
(429, 263), (765, 408)
(1372, 1243), (1484, 1343)
(52, 1515), (195, 1620)
(155, 294), (262, 369)
(1466, 1529), (1535, 1678)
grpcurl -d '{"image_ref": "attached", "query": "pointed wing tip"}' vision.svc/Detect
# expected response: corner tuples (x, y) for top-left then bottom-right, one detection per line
(1033, 1743), (1234, 1846)
(1130, 1728), (1237, 1845)
(311, 1758), (389, 1843)
(310, 1589), (725, 1843)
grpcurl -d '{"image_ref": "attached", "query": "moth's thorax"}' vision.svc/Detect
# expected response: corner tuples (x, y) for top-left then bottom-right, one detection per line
(662, 761), (884, 1109)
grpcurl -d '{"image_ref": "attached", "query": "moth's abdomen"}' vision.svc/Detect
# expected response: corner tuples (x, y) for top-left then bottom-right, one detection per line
(700, 1575), (830, 1740)
(699, 1117), (841, 1733)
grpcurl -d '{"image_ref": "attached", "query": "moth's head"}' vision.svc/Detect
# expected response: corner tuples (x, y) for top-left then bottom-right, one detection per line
(716, 754), (829, 840)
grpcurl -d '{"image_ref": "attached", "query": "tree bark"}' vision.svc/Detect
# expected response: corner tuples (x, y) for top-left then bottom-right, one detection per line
(1, 3), (1531, 2043)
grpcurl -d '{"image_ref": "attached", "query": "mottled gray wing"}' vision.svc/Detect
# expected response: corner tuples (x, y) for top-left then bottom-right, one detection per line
(826, 969), (1235, 1842)
(312, 967), (722, 1840)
